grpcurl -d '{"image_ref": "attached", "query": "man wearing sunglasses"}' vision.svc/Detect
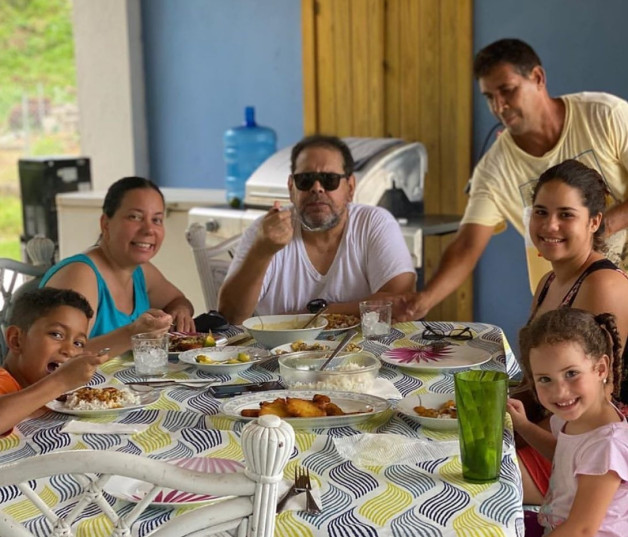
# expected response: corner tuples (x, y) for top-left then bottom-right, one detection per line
(219, 135), (416, 324)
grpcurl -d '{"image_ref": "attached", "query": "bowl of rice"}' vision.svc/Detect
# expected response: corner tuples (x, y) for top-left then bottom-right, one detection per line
(242, 314), (328, 349)
(278, 350), (380, 392)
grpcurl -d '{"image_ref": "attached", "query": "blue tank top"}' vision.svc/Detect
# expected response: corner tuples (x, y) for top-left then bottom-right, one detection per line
(40, 253), (150, 338)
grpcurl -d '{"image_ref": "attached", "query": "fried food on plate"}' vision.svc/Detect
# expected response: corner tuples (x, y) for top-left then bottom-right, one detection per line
(239, 393), (372, 419)
(259, 398), (291, 418)
(286, 397), (325, 418)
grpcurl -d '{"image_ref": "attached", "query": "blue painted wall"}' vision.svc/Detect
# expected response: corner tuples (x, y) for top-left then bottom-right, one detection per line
(141, 0), (628, 349)
(473, 0), (628, 349)
(141, 0), (303, 189)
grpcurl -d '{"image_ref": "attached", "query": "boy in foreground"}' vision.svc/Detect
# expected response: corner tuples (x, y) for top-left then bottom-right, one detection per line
(0, 287), (109, 435)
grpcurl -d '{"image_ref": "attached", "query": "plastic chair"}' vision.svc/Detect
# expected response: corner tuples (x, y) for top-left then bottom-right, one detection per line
(0, 236), (55, 358)
(0, 415), (294, 537)
(186, 223), (241, 312)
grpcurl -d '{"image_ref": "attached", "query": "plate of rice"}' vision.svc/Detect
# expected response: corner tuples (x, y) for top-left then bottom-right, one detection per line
(46, 386), (159, 417)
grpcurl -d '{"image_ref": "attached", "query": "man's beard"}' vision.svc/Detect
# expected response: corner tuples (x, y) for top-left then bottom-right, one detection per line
(298, 199), (342, 232)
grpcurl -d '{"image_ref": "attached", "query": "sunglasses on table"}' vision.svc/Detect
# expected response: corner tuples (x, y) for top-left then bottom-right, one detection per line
(292, 172), (349, 191)
(421, 324), (474, 341)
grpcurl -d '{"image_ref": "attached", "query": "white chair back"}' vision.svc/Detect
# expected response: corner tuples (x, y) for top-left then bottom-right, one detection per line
(0, 415), (294, 537)
(0, 236), (55, 358)
(186, 223), (241, 312)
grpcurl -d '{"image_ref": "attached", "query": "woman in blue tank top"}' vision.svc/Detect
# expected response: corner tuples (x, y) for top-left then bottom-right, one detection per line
(41, 177), (195, 356)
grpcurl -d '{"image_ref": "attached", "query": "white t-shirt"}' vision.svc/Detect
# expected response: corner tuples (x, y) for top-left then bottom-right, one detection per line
(227, 204), (415, 315)
(462, 92), (628, 291)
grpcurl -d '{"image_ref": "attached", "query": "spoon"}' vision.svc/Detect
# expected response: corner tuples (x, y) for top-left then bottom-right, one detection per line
(302, 305), (329, 329)
(319, 329), (357, 371)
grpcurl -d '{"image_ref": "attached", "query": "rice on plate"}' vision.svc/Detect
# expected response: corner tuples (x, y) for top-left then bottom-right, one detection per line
(65, 387), (139, 411)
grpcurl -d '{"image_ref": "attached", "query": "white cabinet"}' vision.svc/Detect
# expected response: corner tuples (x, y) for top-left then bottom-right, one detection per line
(56, 188), (226, 316)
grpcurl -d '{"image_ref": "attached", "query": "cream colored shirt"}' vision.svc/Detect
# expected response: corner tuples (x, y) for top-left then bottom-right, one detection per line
(463, 92), (628, 291)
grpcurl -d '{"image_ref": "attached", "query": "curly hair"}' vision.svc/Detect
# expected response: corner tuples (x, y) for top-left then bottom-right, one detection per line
(519, 308), (623, 400)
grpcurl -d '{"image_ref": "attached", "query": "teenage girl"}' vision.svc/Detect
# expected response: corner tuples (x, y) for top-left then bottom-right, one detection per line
(508, 308), (628, 536)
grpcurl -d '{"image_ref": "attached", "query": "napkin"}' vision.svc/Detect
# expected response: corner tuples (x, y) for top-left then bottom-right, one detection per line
(333, 433), (460, 466)
(62, 420), (149, 435)
(369, 378), (402, 399)
(276, 478), (322, 514)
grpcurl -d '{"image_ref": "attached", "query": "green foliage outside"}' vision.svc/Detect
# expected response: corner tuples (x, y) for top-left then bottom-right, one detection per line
(0, 0), (76, 127)
(0, 0), (77, 261)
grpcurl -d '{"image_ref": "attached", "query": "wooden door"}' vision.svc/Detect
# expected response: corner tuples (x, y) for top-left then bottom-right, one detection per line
(302, 0), (473, 321)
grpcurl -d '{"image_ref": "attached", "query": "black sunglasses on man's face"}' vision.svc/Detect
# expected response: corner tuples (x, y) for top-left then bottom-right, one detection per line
(292, 172), (348, 191)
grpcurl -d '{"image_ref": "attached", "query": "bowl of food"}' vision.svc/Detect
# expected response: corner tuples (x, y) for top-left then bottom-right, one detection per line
(278, 350), (380, 392)
(396, 392), (458, 431)
(242, 314), (328, 349)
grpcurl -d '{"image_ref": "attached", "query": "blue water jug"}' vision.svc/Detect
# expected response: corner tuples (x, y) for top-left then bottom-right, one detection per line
(223, 106), (277, 208)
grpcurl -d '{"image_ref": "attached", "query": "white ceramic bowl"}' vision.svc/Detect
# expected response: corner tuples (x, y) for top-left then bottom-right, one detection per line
(242, 314), (328, 349)
(396, 392), (458, 431)
(178, 346), (271, 374)
(278, 350), (380, 392)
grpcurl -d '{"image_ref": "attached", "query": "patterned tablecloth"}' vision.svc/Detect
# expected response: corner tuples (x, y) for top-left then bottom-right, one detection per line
(0, 321), (524, 537)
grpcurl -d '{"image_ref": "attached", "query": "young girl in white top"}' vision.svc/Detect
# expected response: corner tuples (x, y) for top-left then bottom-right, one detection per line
(508, 308), (628, 537)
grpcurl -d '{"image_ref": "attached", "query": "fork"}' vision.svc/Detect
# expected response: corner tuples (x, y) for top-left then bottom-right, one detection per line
(295, 467), (321, 515)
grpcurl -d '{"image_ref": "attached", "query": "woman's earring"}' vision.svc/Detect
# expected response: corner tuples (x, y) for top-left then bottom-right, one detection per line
(603, 378), (608, 384)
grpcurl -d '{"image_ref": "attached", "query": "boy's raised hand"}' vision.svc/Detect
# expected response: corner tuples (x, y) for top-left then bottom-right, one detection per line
(52, 350), (110, 392)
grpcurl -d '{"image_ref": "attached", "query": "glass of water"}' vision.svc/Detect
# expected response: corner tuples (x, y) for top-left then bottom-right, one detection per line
(131, 332), (170, 376)
(359, 300), (392, 339)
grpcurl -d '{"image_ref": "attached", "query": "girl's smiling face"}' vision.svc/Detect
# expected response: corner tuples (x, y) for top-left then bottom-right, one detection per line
(530, 340), (608, 424)
(529, 179), (601, 263)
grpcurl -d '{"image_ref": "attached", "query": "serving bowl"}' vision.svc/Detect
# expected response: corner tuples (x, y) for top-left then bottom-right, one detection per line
(278, 350), (380, 392)
(396, 392), (458, 431)
(242, 314), (328, 349)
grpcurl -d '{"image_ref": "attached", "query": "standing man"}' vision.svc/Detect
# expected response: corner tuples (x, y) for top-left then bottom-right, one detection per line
(219, 134), (416, 324)
(397, 38), (628, 321)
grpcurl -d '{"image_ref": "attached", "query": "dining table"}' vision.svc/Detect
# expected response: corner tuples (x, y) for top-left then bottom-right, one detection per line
(0, 321), (524, 537)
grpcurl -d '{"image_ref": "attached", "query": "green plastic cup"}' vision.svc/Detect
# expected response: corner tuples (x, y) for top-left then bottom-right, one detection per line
(454, 370), (509, 483)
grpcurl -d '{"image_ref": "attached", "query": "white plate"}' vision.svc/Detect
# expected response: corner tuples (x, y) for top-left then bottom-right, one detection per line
(178, 346), (272, 374)
(397, 393), (458, 431)
(104, 457), (244, 506)
(380, 343), (491, 372)
(220, 390), (391, 428)
(46, 388), (159, 417)
(168, 332), (228, 359)
(270, 339), (363, 355)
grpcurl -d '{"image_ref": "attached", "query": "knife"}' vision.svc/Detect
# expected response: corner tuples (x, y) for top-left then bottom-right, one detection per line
(226, 332), (255, 346)
(124, 379), (219, 387)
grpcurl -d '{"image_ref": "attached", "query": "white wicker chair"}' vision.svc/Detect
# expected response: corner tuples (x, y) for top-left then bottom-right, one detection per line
(0, 416), (295, 537)
(185, 223), (241, 312)
(0, 235), (55, 358)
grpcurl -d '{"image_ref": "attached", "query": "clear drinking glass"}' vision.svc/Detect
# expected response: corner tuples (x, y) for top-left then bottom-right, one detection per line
(131, 332), (169, 376)
(359, 300), (392, 339)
